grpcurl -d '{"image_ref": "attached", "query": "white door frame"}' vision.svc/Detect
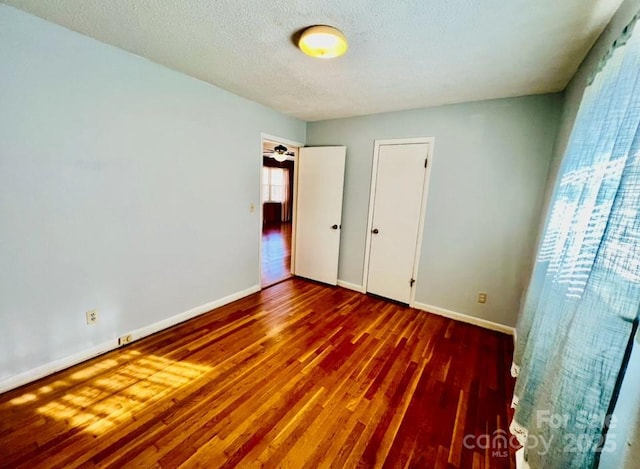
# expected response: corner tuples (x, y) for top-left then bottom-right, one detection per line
(361, 137), (435, 306)
(259, 133), (304, 289)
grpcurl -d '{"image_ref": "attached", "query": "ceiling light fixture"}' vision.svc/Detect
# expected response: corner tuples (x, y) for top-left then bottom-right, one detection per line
(273, 144), (288, 162)
(298, 25), (348, 59)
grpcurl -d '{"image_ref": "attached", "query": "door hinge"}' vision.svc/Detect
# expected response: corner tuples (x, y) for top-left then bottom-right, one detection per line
(424, 158), (428, 168)
(410, 278), (416, 287)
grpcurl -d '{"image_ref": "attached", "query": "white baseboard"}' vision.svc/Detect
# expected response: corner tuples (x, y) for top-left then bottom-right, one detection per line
(412, 302), (515, 335)
(336, 280), (366, 293)
(0, 340), (117, 395)
(0, 284), (260, 394)
(128, 285), (260, 342)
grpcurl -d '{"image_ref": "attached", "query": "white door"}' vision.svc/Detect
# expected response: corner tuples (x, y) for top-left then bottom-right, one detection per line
(366, 142), (429, 303)
(294, 146), (346, 285)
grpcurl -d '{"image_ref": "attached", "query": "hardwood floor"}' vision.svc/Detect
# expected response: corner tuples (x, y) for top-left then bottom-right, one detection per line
(0, 279), (516, 468)
(261, 222), (292, 287)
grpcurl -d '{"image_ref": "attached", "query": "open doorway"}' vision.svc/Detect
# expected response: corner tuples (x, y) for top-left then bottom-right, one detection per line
(261, 138), (298, 287)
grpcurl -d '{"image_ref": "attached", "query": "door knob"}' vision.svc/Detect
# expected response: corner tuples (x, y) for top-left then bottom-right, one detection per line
(331, 224), (339, 230)
(372, 228), (379, 234)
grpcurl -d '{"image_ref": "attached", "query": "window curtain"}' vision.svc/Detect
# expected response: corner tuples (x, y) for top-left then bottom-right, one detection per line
(511, 12), (640, 469)
(281, 168), (291, 222)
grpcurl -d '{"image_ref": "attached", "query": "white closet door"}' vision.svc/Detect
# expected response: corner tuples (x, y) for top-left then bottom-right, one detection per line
(294, 146), (346, 285)
(367, 143), (429, 303)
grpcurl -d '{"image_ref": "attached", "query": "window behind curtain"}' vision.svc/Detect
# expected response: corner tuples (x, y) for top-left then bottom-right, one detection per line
(262, 167), (285, 203)
(511, 13), (640, 468)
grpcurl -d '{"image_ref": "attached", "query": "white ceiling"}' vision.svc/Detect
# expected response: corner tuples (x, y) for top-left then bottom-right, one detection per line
(3, 0), (623, 121)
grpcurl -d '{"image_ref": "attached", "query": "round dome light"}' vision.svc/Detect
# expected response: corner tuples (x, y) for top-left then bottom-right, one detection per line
(298, 25), (348, 59)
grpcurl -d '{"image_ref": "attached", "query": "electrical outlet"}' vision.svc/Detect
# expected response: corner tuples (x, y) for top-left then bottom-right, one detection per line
(118, 334), (133, 346)
(249, 203), (255, 213)
(86, 310), (98, 325)
(478, 293), (487, 304)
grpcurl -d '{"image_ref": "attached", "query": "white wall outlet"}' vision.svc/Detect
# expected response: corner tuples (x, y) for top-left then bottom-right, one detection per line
(86, 310), (98, 325)
(478, 292), (487, 304)
(249, 203), (256, 213)
(118, 334), (133, 346)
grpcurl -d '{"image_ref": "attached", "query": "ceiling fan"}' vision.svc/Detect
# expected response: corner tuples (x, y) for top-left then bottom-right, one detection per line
(263, 144), (295, 162)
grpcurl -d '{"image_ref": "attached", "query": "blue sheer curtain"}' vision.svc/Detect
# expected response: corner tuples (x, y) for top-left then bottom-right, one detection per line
(511, 13), (640, 469)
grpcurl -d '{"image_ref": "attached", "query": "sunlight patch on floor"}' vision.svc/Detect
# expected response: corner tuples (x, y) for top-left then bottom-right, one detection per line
(9, 351), (211, 435)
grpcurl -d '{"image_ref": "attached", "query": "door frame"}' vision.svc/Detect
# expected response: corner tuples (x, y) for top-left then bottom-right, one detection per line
(361, 137), (435, 306)
(259, 133), (304, 289)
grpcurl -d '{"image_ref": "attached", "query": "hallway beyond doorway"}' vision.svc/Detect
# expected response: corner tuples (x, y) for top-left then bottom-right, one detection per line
(261, 222), (292, 287)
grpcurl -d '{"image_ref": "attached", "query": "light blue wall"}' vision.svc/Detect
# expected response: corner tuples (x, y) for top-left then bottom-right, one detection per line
(0, 2), (567, 390)
(0, 5), (305, 387)
(307, 95), (562, 327)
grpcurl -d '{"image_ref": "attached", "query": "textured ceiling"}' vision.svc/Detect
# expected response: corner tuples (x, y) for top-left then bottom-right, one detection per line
(2, 0), (623, 121)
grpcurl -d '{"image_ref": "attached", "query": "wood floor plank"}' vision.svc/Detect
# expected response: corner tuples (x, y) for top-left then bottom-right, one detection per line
(261, 222), (292, 288)
(0, 278), (515, 468)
